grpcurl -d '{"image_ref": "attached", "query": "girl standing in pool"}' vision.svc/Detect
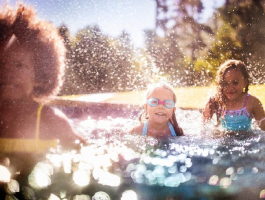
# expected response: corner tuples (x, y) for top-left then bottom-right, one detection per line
(0, 3), (86, 152)
(0, 3), (88, 198)
(130, 83), (184, 138)
(202, 59), (265, 131)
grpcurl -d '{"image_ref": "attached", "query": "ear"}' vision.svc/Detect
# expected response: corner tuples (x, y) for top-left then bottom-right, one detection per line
(143, 104), (147, 113)
(143, 104), (149, 119)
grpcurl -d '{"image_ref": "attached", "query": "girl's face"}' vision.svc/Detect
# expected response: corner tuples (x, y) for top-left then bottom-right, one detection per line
(145, 87), (176, 124)
(221, 68), (248, 101)
(0, 46), (35, 101)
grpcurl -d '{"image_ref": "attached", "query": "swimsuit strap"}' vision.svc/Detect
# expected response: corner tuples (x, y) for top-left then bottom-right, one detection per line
(244, 93), (250, 107)
(168, 121), (177, 137)
(142, 120), (149, 136)
(142, 120), (176, 137)
(36, 104), (44, 141)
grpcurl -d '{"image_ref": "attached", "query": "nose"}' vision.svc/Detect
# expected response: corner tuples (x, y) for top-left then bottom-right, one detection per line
(157, 100), (166, 106)
(157, 102), (165, 109)
(224, 83), (235, 91)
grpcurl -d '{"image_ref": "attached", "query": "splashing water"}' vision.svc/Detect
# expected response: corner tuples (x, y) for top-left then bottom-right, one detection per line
(68, 108), (265, 199)
(2, 108), (265, 199)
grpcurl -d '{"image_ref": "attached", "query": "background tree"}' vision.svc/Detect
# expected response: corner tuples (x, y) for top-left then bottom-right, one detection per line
(149, 0), (213, 86)
(198, 0), (265, 84)
(57, 0), (265, 94)
(58, 24), (78, 95)
(61, 26), (150, 94)
(144, 30), (186, 86)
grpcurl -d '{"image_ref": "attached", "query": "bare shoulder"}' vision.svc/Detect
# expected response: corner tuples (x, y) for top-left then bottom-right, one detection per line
(129, 124), (144, 135)
(248, 94), (263, 109)
(247, 94), (264, 118)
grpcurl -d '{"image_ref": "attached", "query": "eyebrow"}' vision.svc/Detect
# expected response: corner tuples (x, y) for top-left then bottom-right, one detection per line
(149, 98), (173, 101)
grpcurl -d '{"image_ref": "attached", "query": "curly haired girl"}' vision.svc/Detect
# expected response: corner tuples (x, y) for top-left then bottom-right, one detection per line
(203, 59), (265, 132)
(0, 3), (86, 153)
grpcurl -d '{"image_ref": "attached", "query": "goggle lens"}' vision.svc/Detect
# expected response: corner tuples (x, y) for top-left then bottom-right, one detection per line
(146, 98), (175, 108)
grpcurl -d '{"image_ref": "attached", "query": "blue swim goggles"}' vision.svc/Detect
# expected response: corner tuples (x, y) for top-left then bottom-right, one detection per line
(146, 98), (175, 109)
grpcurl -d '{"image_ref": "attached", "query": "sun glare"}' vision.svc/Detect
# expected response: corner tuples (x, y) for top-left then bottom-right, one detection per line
(0, 165), (11, 182)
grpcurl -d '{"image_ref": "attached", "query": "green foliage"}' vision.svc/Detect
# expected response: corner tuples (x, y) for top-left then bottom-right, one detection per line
(202, 23), (242, 77)
(60, 26), (153, 94)
(151, 0), (214, 86)
(193, 60), (213, 86)
(203, 0), (265, 83)
(144, 30), (187, 86)
(58, 0), (265, 94)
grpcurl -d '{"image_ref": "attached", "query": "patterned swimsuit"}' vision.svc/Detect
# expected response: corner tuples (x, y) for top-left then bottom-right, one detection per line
(220, 94), (253, 131)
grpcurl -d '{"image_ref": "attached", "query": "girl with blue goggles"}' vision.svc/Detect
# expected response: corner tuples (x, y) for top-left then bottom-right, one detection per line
(129, 83), (184, 137)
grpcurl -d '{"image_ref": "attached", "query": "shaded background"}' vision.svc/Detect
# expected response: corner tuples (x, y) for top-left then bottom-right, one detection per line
(2, 0), (265, 96)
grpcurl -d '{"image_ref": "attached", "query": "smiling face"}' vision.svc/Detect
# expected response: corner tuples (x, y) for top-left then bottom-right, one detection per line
(0, 45), (35, 101)
(144, 87), (176, 125)
(221, 68), (248, 102)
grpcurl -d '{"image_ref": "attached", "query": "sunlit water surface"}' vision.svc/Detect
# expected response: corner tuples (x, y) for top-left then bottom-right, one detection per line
(1, 108), (265, 200)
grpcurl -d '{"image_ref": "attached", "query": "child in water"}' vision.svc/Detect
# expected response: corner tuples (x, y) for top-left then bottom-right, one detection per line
(130, 83), (184, 138)
(0, 3), (86, 153)
(202, 59), (265, 132)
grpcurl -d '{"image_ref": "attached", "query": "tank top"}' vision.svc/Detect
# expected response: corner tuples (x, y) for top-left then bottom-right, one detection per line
(220, 94), (253, 131)
(142, 120), (177, 137)
(0, 104), (58, 153)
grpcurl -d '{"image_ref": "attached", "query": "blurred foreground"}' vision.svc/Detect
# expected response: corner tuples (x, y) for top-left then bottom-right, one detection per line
(1, 107), (265, 200)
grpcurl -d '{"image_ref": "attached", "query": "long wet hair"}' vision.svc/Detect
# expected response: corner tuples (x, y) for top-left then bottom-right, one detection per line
(0, 3), (66, 99)
(139, 83), (184, 136)
(210, 59), (250, 119)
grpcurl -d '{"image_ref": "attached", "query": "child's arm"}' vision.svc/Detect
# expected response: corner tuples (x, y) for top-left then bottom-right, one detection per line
(251, 96), (265, 131)
(202, 100), (211, 123)
(202, 98), (215, 123)
(202, 97), (220, 127)
(42, 106), (87, 148)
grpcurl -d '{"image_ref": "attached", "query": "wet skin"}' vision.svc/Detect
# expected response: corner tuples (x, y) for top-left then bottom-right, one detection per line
(221, 68), (248, 109)
(144, 87), (176, 132)
(0, 47), (35, 101)
(0, 44), (86, 145)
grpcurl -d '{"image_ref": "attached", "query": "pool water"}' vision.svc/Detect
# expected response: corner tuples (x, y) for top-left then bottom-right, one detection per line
(1, 107), (265, 200)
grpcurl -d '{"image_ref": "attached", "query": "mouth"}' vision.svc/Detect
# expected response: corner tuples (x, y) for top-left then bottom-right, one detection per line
(226, 91), (236, 95)
(155, 112), (166, 117)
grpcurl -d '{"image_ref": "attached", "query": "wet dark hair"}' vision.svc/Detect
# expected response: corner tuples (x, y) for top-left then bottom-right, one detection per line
(216, 59), (250, 93)
(139, 83), (184, 136)
(0, 3), (66, 99)
(210, 59), (250, 118)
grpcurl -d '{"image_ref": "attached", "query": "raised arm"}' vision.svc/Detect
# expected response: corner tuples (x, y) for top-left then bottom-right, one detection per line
(202, 97), (216, 123)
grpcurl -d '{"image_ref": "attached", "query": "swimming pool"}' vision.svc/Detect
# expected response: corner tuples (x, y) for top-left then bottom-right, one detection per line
(1, 105), (265, 200)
